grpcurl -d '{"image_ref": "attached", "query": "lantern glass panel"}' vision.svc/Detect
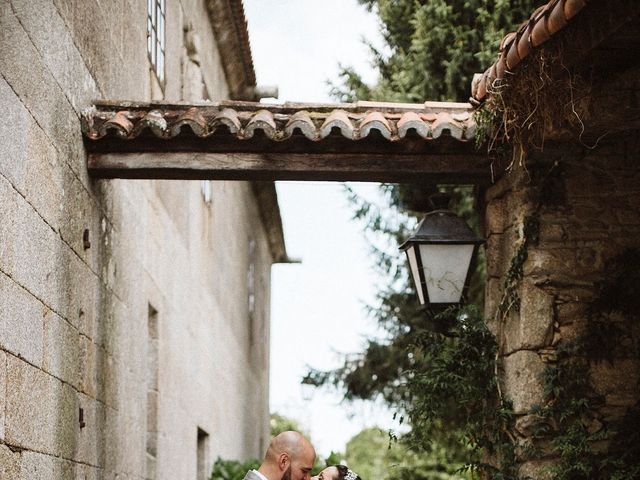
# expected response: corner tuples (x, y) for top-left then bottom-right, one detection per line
(405, 245), (425, 305)
(418, 243), (474, 303)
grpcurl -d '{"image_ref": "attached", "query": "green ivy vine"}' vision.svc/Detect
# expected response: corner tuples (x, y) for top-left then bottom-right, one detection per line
(537, 250), (640, 479)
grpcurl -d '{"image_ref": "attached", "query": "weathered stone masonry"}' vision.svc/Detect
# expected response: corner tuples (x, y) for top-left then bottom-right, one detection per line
(1, 0), (274, 478)
(484, 132), (640, 477)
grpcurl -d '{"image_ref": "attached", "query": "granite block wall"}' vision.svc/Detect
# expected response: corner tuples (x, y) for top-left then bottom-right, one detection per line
(0, 0), (272, 477)
(484, 134), (640, 477)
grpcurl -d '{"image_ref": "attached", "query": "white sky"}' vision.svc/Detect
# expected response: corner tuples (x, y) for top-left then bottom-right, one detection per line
(242, 0), (405, 458)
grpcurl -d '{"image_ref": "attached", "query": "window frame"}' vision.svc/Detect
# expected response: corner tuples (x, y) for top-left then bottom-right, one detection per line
(147, 0), (166, 87)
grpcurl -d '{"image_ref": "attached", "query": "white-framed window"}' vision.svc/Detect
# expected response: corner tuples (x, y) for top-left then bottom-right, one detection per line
(147, 0), (166, 86)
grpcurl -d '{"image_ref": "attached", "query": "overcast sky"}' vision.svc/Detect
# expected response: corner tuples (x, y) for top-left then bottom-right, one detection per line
(242, 0), (405, 458)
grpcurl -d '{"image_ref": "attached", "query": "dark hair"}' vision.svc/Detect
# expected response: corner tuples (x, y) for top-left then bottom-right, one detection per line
(335, 465), (362, 480)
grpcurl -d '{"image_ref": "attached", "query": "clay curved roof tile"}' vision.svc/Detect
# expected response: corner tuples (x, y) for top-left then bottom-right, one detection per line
(531, 9), (552, 47)
(284, 111), (319, 141)
(100, 111), (134, 138)
(565, 0), (587, 19)
(133, 109), (168, 138)
(319, 110), (354, 139)
(421, 112), (439, 122)
(474, 74), (488, 102)
(359, 111), (393, 140)
(169, 107), (207, 137)
(471, 0), (588, 104)
(452, 111), (471, 122)
(82, 100), (476, 145)
(517, 24), (533, 61)
(548, 0), (569, 35)
(431, 113), (464, 140)
(463, 117), (477, 141)
(500, 31), (517, 52)
(244, 109), (277, 139)
(506, 32), (523, 70)
(212, 108), (242, 135)
(397, 111), (430, 139)
(495, 56), (508, 82)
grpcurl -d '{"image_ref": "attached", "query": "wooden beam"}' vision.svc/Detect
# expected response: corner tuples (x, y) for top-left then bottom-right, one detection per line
(88, 152), (491, 184)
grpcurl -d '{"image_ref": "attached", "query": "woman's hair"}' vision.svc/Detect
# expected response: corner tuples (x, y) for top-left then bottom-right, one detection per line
(334, 465), (362, 480)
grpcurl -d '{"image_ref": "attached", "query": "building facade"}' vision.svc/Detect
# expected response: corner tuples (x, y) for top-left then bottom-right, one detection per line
(0, 0), (281, 478)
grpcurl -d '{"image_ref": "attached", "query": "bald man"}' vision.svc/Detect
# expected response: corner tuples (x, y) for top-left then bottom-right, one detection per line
(243, 431), (316, 480)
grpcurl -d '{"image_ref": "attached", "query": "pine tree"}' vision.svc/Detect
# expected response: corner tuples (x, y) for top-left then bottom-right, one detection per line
(331, 0), (538, 102)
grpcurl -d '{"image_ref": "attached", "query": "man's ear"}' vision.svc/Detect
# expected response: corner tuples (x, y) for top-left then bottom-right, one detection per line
(278, 453), (290, 472)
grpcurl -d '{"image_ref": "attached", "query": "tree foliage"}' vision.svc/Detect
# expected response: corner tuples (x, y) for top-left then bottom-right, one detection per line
(346, 427), (470, 480)
(307, 304), (508, 473)
(211, 458), (261, 480)
(307, 0), (540, 475)
(270, 412), (307, 437)
(331, 0), (539, 103)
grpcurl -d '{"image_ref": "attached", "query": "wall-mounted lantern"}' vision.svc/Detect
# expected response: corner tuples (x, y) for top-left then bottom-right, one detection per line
(399, 193), (484, 306)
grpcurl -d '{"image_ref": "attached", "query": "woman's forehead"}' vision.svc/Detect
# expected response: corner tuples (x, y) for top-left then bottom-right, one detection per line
(321, 467), (339, 478)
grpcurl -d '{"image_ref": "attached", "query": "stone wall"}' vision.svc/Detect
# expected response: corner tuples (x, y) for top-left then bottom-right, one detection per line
(0, 0), (272, 478)
(484, 133), (640, 477)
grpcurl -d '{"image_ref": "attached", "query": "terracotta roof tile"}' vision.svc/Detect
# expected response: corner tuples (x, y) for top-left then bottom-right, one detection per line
(359, 111), (393, 140)
(320, 110), (355, 139)
(397, 111), (429, 139)
(284, 111), (318, 140)
(137, 110), (167, 137)
(214, 108), (242, 134)
(432, 113), (462, 140)
(245, 109), (277, 139)
(471, 0), (588, 105)
(82, 100), (476, 144)
(173, 107), (207, 137)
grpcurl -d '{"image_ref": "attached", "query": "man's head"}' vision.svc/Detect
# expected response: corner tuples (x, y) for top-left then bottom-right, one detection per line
(259, 431), (316, 480)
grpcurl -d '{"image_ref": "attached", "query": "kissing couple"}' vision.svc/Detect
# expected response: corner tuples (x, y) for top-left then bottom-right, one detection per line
(243, 431), (361, 480)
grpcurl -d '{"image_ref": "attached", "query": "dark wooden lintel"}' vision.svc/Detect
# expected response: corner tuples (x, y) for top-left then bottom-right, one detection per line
(88, 152), (490, 184)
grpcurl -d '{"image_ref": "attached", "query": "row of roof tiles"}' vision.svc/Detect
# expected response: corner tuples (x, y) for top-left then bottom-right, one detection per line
(82, 101), (476, 143)
(471, 0), (587, 104)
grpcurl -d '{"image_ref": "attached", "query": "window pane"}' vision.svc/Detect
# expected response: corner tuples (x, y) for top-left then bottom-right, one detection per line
(147, 19), (152, 55)
(151, 29), (156, 66)
(160, 0), (165, 13)
(147, 0), (153, 18)
(158, 14), (164, 49)
(157, 50), (164, 83)
(418, 244), (474, 303)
